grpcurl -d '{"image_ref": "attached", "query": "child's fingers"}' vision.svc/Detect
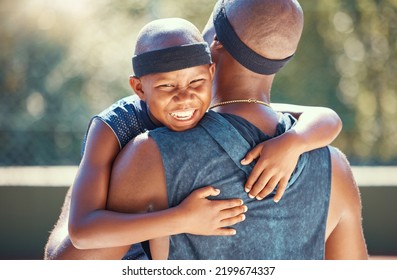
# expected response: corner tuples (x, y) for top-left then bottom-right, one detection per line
(213, 198), (244, 211)
(255, 176), (279, 200)
(240, 144), (263, 165)
(247, 170), (272, 198)
(212, 228), (237, 236)
(219, 204), (248, 220)
(273, 177), (289, 203)
(244, 168), (262, 194)
(220, 213), (246, 229)
(244, 157), (272, 193)
(193, 185), (221, 198)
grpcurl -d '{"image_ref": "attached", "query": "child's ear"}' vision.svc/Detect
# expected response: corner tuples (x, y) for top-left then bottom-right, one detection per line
(211, 35), (223, 50)
(209, 63), (216, 80)
(129, 75), (145, 100)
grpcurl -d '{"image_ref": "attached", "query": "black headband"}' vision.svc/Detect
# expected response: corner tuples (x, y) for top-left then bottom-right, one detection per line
(132, 42), (212, 77)
(213, 0), (293, 75)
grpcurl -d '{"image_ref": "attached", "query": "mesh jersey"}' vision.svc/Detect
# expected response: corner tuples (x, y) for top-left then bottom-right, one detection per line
(82, 94), (158, 155)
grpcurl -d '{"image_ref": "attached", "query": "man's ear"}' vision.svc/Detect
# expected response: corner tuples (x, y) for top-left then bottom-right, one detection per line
(129, 75), (145, 100)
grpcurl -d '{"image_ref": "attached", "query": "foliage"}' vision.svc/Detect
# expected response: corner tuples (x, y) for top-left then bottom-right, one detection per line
(0, 0), (396, 165)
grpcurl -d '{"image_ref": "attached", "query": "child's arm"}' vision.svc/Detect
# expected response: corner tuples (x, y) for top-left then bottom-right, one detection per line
(241, 104), (342, 202)
(68, 118), (246, 250)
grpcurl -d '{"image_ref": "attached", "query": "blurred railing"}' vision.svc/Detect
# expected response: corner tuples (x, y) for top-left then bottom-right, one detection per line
(1, 166), (396, 259)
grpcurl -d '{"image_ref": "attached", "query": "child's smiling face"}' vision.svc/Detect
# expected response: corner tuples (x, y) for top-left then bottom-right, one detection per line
(132, 63), (215, 131)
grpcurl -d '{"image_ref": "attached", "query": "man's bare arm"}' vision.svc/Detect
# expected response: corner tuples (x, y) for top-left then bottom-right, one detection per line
(325, 147), (368, 259)
(44, 187), (127, 260)
(44, 187), (72, 259)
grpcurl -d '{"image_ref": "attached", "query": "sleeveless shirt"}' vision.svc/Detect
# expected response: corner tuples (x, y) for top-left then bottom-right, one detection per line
(82, 94), (158, 154)
(81, 94), (159, 260)
(149, 110), (331, 260)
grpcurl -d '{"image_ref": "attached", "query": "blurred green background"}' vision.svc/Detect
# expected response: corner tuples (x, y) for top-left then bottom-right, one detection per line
(0, 0), (397, 260)
(1, 0), (397, 166)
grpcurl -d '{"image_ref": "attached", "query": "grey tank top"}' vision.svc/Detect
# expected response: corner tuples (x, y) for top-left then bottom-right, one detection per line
(149, 110), (331, 260)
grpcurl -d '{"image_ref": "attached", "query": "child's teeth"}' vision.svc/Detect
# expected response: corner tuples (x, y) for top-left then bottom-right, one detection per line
(171, 109), (195, 119)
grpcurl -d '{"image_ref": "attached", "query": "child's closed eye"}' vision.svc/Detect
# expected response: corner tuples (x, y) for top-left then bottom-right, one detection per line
(156, 83), (176, 92)
(157, 83), (175, 88)
(189, 79), (205, 88)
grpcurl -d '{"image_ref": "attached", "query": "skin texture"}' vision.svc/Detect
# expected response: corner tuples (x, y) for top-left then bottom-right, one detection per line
(44, 1), (357, 260)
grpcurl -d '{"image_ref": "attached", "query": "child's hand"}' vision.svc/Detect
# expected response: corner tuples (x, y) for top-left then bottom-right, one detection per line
(176, 186), (247, 236)
(240, 133), (301, 202)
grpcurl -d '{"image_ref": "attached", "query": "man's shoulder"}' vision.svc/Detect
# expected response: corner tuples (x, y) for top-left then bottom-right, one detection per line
(328, 146), (355, 182)
(124, 131), (154, 153)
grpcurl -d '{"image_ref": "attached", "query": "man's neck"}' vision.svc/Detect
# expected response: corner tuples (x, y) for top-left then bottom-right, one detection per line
(211, 72), (279, 136)
(211, 65), (273, 101)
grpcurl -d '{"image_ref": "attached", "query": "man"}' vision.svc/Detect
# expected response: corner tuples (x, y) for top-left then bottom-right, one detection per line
(106, 0), (367, 259)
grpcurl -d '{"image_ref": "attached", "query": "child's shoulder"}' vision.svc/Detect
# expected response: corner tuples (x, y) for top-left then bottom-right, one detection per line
(101, 95), (141, 114)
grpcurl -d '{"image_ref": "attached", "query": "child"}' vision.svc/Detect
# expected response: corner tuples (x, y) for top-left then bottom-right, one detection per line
(66, 18), (246, 260)
(45, 17), (341, 260)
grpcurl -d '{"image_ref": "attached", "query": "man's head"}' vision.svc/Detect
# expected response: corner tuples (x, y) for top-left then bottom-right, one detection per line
(130, 18), (215, 132)
(203, 0), (304, 75)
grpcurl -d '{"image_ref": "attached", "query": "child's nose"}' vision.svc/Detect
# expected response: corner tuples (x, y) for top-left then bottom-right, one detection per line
(174, 87), (194, 102)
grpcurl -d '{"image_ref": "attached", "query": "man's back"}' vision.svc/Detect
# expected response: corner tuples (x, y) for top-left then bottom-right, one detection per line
(149, 111), (331, 259)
